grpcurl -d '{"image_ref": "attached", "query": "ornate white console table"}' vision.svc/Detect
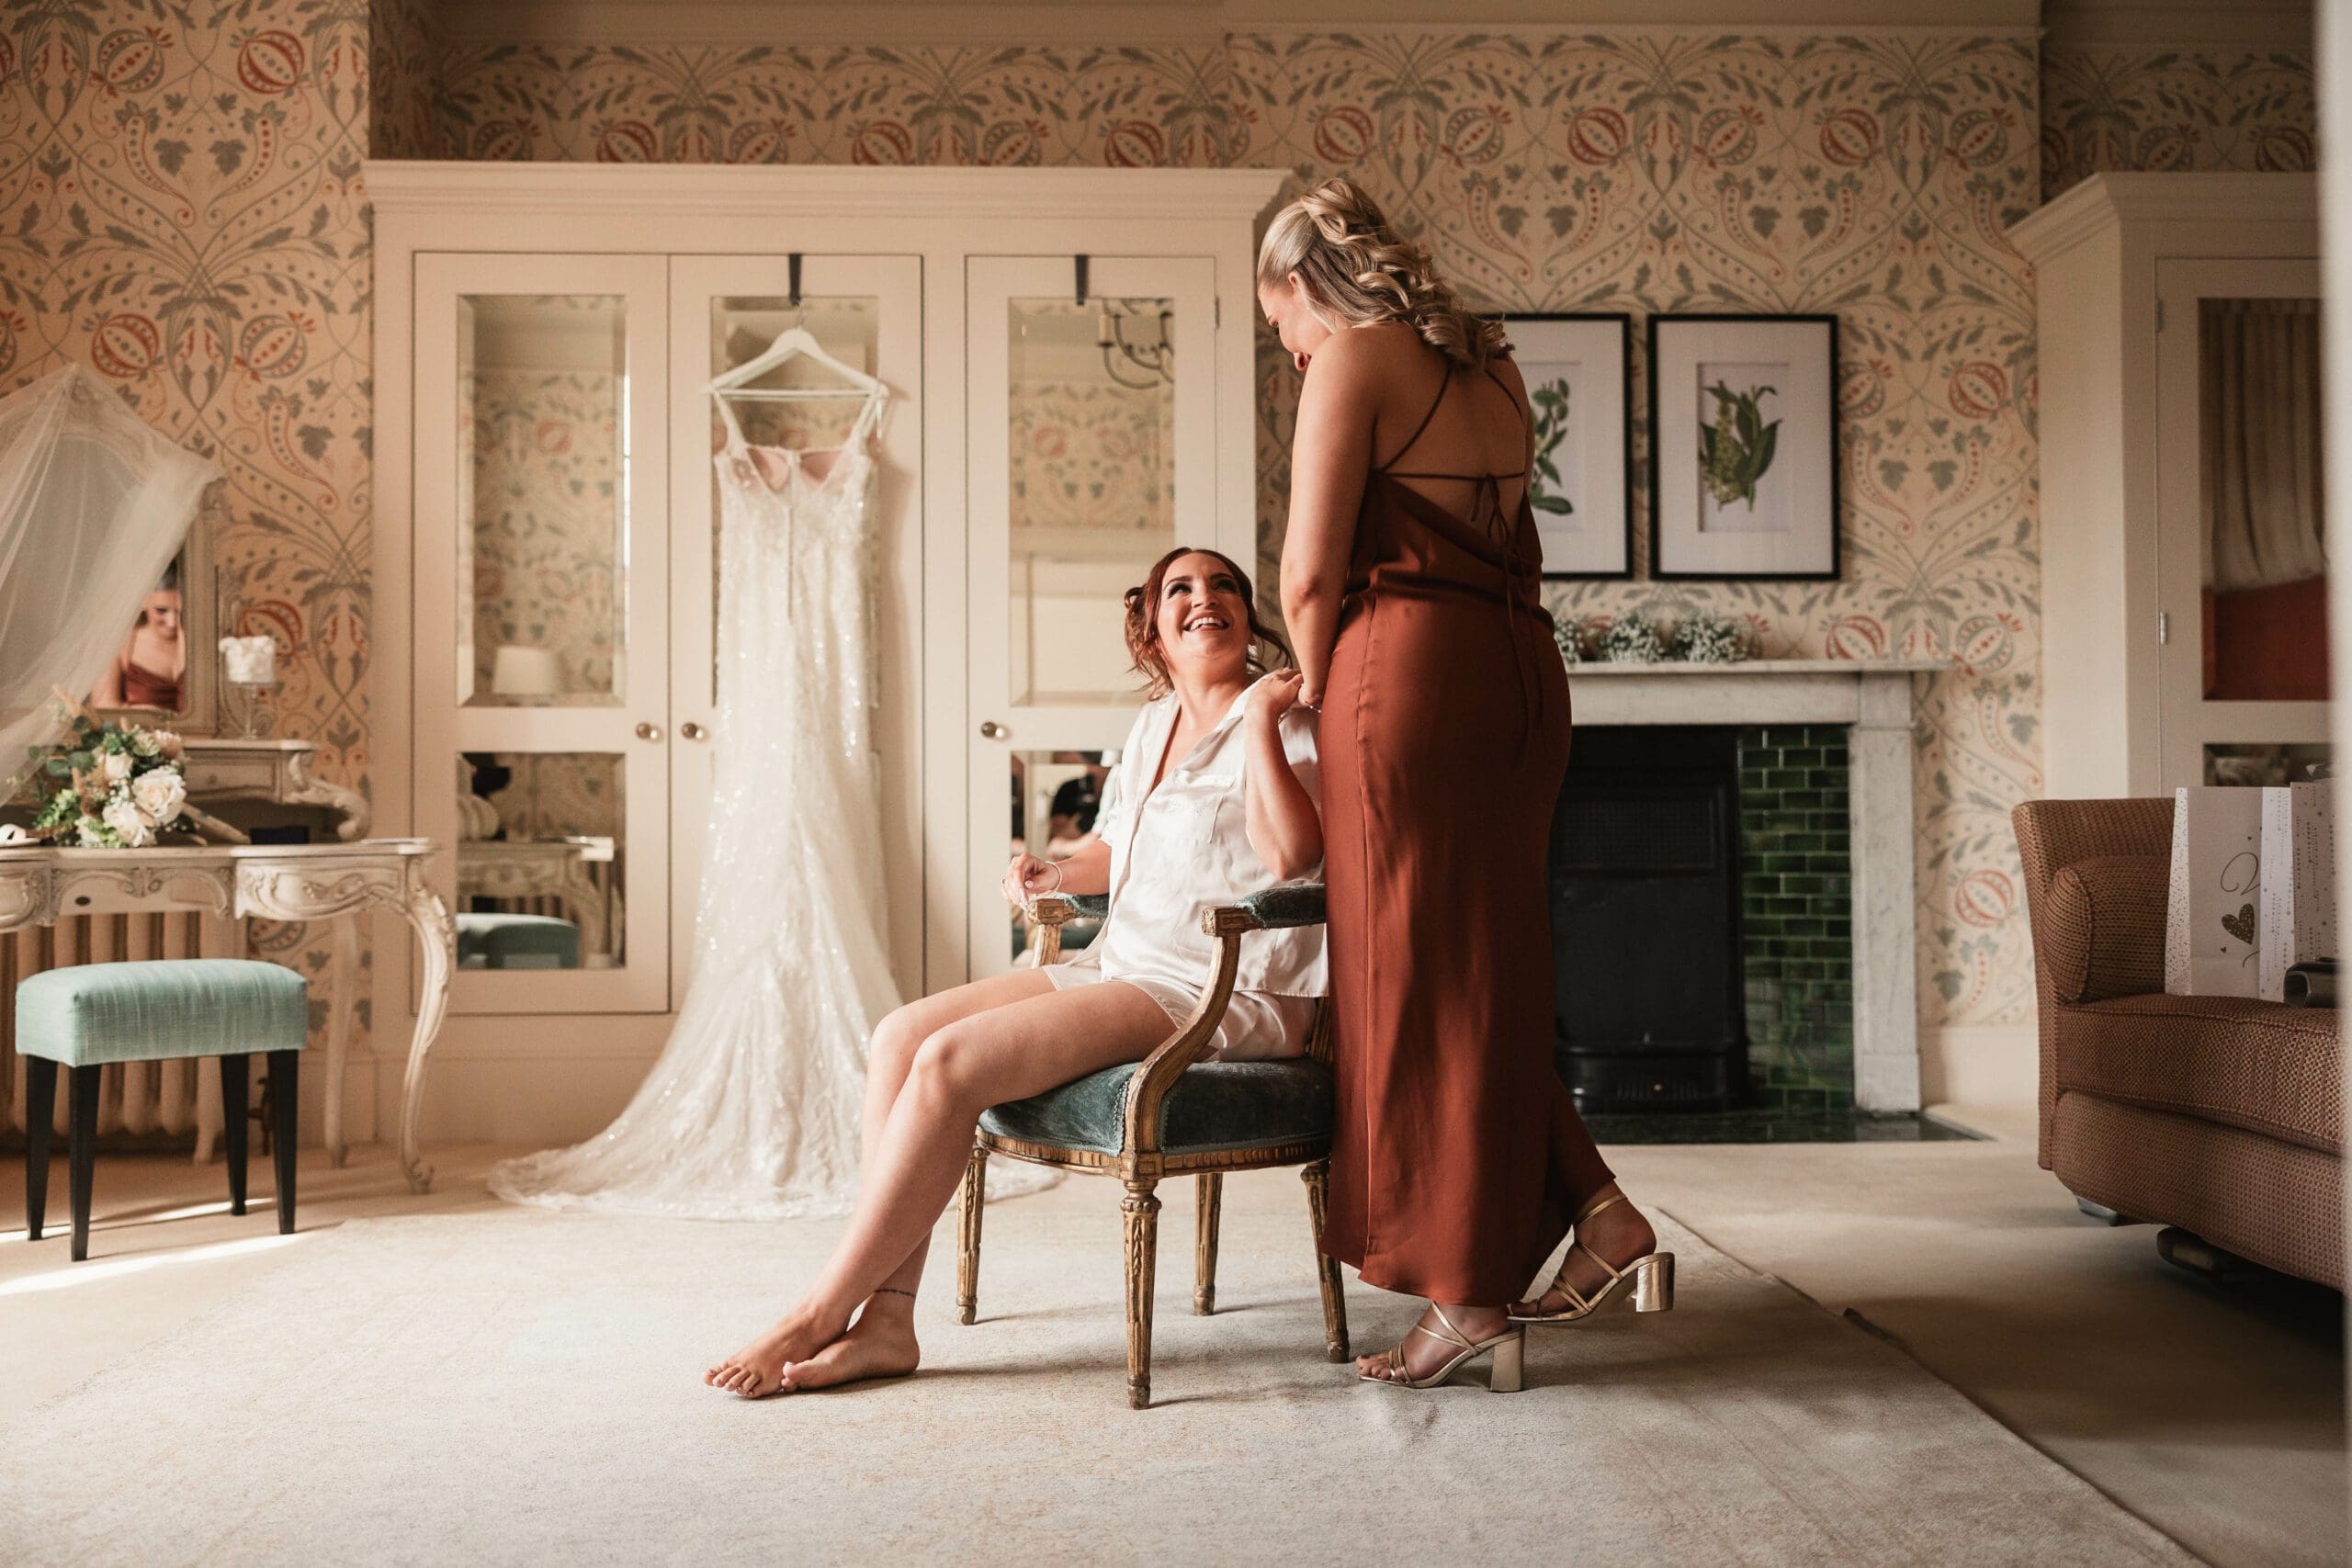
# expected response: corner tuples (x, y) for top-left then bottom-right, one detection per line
(0, 840), (454, 1192)
(1566, 659), (1947, 1112)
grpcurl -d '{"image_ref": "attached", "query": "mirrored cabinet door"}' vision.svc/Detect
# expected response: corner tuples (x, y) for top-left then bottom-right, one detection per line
(2154, 257), (2332, 788)
(415, 253), (672, 1014)
(963, 254), (1223, 977)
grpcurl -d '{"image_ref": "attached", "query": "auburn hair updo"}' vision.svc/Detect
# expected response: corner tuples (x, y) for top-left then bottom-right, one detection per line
(1256, 176), (1509, 368)
(1122, 546), (1294, 701)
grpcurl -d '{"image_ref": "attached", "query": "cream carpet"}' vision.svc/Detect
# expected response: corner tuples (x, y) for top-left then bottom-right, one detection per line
(1, 1196), (2193, 1565)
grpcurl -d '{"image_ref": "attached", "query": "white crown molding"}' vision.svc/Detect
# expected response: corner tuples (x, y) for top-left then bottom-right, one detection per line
(427, 0), (2041, 50)
(2041, 0), (2313, 52)
(364, 161), (1289, 222)
(2010, 171), (2319, 265)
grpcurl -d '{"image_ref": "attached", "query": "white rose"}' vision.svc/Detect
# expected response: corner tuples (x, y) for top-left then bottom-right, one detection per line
(101, 750), (132, 784)
(102, 797), (153, 848)
(130, 728), (161, 758)
(131, 768), (187, 827)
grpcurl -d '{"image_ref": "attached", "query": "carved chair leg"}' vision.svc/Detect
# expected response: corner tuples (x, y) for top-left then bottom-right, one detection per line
(1301, 1159), (1350, 1363)
(956, 1141), (987, 1325)
(1193, 1172), (1222, 1315)
(1123, 1178), (1161, 1409)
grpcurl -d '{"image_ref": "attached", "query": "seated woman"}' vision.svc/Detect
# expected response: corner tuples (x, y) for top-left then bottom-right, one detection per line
(707, 546), (1326, 1398)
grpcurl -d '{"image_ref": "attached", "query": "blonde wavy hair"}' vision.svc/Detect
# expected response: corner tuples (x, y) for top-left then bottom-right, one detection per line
(1256, 177), (1509, 367)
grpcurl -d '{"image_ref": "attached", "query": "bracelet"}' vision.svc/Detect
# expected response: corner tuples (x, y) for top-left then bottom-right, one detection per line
(1042, 860), (1064, 894)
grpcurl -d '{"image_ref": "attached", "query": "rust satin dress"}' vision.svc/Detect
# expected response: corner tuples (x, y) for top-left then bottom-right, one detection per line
(1317, 361), (1616, 1304)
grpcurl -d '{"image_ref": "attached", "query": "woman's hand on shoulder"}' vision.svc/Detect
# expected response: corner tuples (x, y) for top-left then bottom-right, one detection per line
(1253, 669), (1310, 725)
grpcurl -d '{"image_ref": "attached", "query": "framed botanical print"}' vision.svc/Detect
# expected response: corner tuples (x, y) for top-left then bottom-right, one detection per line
(1502, 312), (1633, 580)
(1647, 313), (1840, 581)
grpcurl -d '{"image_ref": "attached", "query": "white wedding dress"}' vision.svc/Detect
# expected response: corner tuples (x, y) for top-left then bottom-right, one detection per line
(491, 396), (908, 1219)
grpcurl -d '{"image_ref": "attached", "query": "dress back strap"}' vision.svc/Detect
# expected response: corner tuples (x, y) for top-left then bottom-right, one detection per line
(1376, 363), (1452, 474)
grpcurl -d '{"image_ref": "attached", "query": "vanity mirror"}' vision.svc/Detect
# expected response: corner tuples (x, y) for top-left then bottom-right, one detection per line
(86, 488), (220, 737)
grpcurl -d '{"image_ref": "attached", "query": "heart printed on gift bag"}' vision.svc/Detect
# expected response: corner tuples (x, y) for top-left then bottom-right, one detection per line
(2221, 903), (2257, 946)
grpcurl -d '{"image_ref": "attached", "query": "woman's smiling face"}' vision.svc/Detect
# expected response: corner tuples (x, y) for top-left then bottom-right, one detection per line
(1258, 273), (1335, 374)
(1153, 551), (1250, 682)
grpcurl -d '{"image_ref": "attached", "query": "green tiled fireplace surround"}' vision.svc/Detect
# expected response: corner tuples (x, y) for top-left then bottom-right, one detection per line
(1737, 726), (1854, 1111)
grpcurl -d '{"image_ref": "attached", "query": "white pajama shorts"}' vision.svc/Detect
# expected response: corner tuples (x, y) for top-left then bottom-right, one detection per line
(1041, 963), (1319, 1063)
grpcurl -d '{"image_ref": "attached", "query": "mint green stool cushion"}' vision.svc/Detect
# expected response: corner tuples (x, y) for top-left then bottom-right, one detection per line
(15, 960), (308, 1068)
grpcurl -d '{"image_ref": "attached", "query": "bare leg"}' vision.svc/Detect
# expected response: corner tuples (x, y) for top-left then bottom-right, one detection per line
(704, 970), (1048, 1393)
(707, 976), (1173, 1397)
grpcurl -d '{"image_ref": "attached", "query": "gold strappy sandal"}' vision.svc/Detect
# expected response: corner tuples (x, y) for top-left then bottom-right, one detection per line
(1358, 1304), (1525, 1393)
(1509, 1190), (1676, 1325)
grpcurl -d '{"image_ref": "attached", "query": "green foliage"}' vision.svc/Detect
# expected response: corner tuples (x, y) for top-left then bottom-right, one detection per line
(1527, 377), (1576, 516)
(1698, 380), (1781, 508)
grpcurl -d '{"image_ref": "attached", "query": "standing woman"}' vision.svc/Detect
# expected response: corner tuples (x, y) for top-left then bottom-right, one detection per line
(1261, 179), (1673, 1390)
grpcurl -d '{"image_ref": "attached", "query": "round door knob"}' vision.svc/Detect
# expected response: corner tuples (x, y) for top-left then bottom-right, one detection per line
(681, 722), (709, 741)
(979, 721), (1009, 740)
(635, 721), (663, 742)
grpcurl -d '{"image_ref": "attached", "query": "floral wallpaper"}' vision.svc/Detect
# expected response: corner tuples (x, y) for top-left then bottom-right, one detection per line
(0, 0), (379, 1050)
(425, 29), (2049, 1032)
(1233, 32), (2044, 1029)
(1010, 379), (1172, 532)
(2041, 46), (2317, 200)
(368, 0), (437, 160)
(9, 16), (2297, 1049)
(467, 368), (622, 701)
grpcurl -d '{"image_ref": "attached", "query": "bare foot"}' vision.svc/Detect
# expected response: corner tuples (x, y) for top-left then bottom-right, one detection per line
(705, 1306), (840, 1399)
(1510, 1185), (1658, 1318)
(774, 1297), (922, 1395)
(1356, 1302), (1510, 1384)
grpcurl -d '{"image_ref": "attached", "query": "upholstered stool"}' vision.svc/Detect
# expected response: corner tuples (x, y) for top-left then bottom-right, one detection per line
(456, 912), (580, 970)
(17, 959), (308, 1261)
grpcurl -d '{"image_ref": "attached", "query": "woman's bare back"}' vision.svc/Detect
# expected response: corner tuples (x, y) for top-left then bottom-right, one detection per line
(1352, 322), (1532, 522)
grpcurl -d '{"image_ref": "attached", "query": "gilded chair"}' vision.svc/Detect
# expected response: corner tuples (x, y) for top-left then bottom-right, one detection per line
(956, 885), (1349, 1408)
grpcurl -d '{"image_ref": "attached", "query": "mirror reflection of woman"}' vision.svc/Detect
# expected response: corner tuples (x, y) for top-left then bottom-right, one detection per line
(707, 546), (1326, 1398)
(90, 567), (184, 711)
(1261, 178), (1672, 1391)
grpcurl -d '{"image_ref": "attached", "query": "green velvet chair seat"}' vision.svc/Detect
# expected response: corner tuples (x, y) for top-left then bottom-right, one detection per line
(981, 1056), (1334, 1158)
(15, 959), (308, 1067)
(457, 912), (580, 970)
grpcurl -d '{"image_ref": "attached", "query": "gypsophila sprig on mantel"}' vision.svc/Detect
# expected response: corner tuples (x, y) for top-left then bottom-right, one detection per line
(1554, 615), (1590, 666)
(1600, 610), (1668, 663)
(1671, 610), (1751, 664)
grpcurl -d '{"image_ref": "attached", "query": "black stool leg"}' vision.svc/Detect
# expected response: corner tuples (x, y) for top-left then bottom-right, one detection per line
(23, 1056), (56, 1242)
(267, 1050), (299, 1235)
(67, 1065), (98, 1263)
(220, 1054), (248, 1218)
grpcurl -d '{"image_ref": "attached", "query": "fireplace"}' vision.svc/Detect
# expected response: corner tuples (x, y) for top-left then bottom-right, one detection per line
(1549, 721), (1859, 1115)
(1549, 727), (1747, 1111)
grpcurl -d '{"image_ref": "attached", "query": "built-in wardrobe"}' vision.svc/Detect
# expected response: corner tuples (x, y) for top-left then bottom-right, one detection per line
(368, 164), (1280, 1144)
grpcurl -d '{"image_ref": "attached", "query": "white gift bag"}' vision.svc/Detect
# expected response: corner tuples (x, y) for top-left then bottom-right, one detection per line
(2165, 786), (2266, 997)
(2258, 780), (2337, 1001)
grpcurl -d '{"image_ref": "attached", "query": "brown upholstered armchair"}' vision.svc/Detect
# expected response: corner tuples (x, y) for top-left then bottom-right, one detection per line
(956, 885), (1349, 1409)
(2013, 798), (2343, 1288)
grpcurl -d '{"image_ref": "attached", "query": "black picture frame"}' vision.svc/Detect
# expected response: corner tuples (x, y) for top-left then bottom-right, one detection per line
(1646, 312), (1841, 581)
(1502, 311), (1634, 581)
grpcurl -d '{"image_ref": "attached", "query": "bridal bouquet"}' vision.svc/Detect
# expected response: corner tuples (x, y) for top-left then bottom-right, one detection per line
(18, 714), (192, 847)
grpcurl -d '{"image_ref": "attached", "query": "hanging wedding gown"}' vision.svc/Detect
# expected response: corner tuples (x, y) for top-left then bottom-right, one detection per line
(491, 394), (914, 1218)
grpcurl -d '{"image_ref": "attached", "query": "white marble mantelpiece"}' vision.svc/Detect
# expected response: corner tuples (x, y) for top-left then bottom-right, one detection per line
(1566, 659), (1948, 1113)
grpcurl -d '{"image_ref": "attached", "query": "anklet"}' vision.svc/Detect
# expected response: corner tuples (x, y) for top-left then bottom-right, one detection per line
(873, 1287), (917, 1300)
